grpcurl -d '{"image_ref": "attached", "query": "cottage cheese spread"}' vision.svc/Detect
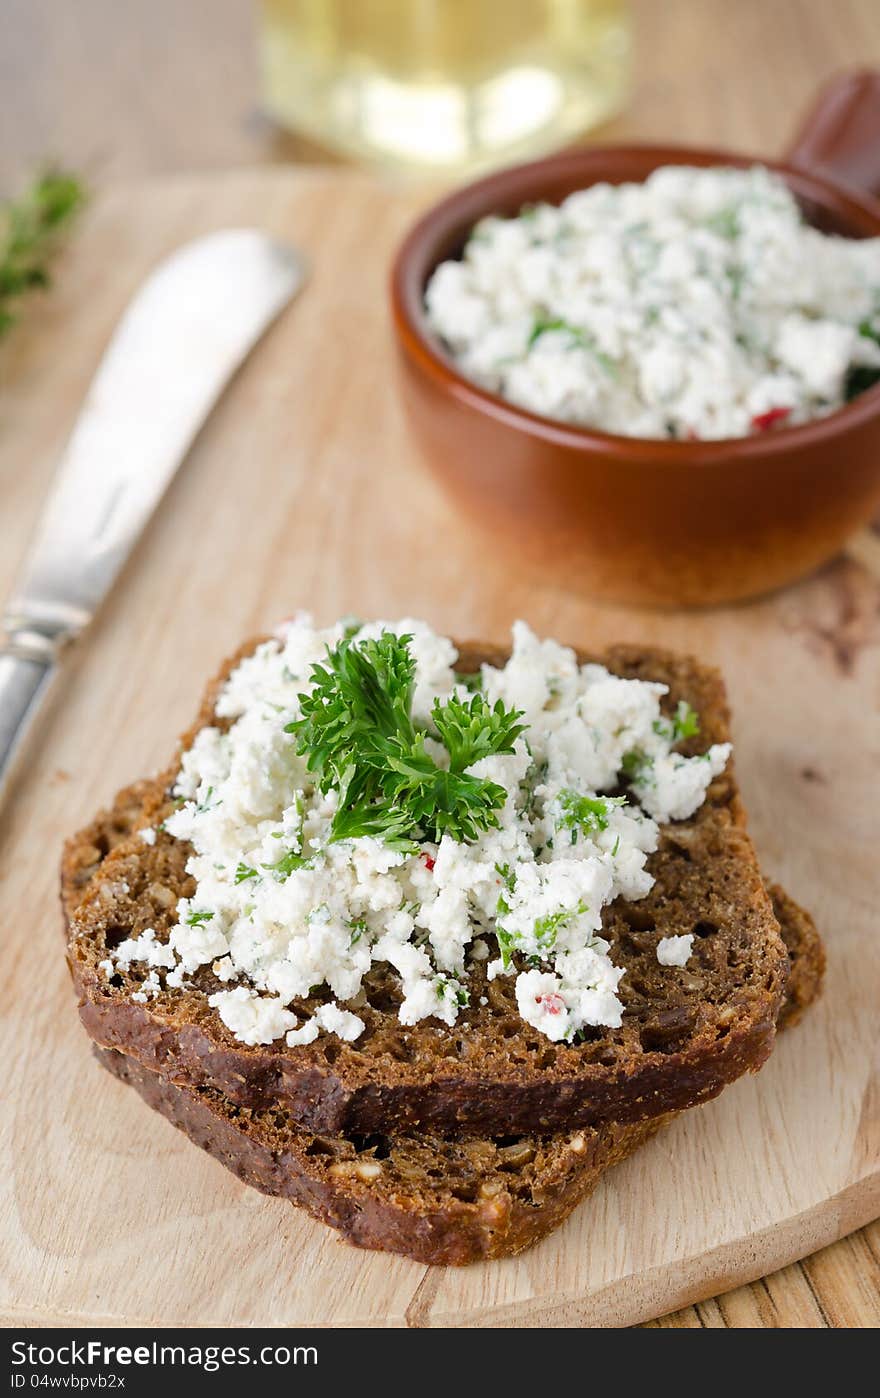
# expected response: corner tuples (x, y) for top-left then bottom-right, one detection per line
(424, 165), (880, 440)
(106, 618), (730, 1047)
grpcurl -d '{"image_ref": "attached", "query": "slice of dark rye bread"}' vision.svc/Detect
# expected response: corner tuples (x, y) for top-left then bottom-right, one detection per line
(96, 1049), (665, 1266)
(64, 639), (791, 1136)
(79, 905), (822, 1267)
(61, 816), (823, 1265)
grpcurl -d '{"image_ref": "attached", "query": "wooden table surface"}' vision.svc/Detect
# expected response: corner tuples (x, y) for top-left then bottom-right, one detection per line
(2, 0), (878, 1330)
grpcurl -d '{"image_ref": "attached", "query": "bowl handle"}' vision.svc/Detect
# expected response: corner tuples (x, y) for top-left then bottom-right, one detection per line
(785, 69), (880, 200)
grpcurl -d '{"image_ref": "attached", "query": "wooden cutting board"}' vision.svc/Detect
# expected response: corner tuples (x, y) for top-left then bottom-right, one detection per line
(1, 170), (878, 1329)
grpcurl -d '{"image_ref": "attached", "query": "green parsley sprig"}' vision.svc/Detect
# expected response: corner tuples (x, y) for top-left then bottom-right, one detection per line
(287, 633), (526, 849)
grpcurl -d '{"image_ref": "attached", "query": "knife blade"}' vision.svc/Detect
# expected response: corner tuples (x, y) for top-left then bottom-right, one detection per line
(0, 228), (305, 803)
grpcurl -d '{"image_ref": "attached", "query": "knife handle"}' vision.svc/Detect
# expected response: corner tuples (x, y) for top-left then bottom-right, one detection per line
(0, 630), (58, 803)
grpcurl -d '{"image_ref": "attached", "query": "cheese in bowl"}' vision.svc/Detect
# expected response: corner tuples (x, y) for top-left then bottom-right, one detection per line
(424, 165), (880, 441)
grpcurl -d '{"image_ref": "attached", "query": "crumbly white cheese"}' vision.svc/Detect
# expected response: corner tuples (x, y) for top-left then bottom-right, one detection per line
(113, 927), (176, 972)
(109, 617), (730, 1046)
(286, 1002), (366, 1047)
(208, 986), (297, 1046)
(131, 970), (162, 1003)
(656, 933), (695, 967)
(424, 165), (880, 440)
(138, 827), (157, 846)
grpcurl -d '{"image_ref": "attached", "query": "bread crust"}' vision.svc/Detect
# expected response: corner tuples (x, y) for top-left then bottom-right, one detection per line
(62, 799), (823, 1267)
(64, 638), (790, 1135)
(85, 888), (821, 1267)
(95, 1048), (663, 1265)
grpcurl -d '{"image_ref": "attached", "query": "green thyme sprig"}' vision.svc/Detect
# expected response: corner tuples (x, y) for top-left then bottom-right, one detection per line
(286, 633), (526, 849)
(0, 169), (85, 339)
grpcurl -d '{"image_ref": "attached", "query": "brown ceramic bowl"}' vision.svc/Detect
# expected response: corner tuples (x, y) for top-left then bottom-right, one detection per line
(391, 72), (880, 607)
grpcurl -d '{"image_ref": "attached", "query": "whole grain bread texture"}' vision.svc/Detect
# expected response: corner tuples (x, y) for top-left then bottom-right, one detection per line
(96, 1049), (663, 1266)
(62, 793), (823, 1267)
(64, 639), (790, 1135)
(90, 895), (821, 1267)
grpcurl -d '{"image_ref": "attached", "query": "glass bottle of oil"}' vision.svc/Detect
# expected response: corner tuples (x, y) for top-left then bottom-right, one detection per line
(258, 0), (631, 177)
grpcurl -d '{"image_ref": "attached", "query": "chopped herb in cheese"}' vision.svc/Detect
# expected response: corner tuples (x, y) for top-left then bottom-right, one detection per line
(424, 165), (880, 440)
(108, 617), (726, 1046)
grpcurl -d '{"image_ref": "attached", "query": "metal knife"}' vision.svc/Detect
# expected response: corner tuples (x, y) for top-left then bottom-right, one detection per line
(0, 228), (305, 804)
